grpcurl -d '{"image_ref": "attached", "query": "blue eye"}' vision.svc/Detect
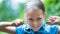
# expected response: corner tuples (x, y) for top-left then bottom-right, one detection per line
(29, 18), (34, 21)
(37, 18), (41, 21)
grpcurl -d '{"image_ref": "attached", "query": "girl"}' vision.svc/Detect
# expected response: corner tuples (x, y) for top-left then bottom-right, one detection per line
(0, 0), (60, 34)
(16, 0), (60, 34)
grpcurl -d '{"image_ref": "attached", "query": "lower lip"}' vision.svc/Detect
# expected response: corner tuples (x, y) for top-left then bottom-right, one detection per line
(33, 27), (39, 31)
(33, 26), (39, 29)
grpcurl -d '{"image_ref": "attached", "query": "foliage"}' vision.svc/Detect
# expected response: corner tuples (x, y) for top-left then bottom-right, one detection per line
(44, 0), (60, 19)
(0, 0), (60, 34)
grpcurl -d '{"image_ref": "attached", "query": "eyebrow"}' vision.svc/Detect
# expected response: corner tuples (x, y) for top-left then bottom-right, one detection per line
(37, 17), (42, 19)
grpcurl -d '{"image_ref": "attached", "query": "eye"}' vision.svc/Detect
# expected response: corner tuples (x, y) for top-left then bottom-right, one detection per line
(29, 18), (34, 21)
(37, 17), (41, 21)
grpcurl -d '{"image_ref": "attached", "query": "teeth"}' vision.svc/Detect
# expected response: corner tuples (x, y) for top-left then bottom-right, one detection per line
(33, 25), (38, 28)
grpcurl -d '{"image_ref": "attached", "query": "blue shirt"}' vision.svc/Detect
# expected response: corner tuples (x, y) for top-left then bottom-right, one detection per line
(16, 21), (58, 34)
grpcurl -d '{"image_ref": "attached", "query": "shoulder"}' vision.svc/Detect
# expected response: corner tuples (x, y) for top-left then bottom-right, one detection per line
(16, 24), (27, 29)
(45, 25), (58, 29)
(16, 24), (30, 34)
(45, 25), (58, 34)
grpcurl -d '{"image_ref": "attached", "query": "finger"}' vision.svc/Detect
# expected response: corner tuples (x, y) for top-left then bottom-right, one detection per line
(51, 16), (59, 19)
(47, 19), (55, 25)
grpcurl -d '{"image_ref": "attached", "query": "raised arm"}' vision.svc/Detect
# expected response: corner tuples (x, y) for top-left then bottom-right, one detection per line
(0, 19), (24, 34)
(0, 22), (16, 34)
(47, 16), (60, 34)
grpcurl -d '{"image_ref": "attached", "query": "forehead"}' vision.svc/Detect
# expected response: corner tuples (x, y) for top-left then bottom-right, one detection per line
(27, 9), (44, 18)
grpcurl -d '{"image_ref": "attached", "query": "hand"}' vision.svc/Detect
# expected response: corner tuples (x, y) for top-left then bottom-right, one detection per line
(47, 16), (60, 25)
(11, 19), (24, 27)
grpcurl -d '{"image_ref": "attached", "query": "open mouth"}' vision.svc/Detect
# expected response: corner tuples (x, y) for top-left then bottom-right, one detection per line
(32, 25), (40, 29)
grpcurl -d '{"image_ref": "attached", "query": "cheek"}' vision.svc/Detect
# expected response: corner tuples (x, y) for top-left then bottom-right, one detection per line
(37, 19), (43, 26)
(37, 21), (42, 26)
(27, 20), (33, 26)
(28, 21), (33, 25)
(38, 22), (42, 25)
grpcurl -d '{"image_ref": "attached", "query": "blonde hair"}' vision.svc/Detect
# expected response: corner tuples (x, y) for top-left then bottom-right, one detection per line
(25, 0), (45, 13)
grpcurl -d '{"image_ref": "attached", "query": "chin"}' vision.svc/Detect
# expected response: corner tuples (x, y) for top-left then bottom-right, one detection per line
(32, 27), (41, 32)
(33, 28), (39, 32)
(34, 30), (38, 32)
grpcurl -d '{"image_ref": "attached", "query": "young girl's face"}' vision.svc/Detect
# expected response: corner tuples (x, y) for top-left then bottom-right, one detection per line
(27, 9), (45, 31)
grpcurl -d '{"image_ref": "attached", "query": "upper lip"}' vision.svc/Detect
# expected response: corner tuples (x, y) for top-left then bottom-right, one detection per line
(32, 25), (39, 28)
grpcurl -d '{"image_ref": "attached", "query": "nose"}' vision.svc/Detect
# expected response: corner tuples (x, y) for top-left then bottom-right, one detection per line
(33, 21), (38, 25)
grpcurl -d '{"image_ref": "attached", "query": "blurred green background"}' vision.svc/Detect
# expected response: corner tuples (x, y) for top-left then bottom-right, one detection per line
(0, 0), (60, 34)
